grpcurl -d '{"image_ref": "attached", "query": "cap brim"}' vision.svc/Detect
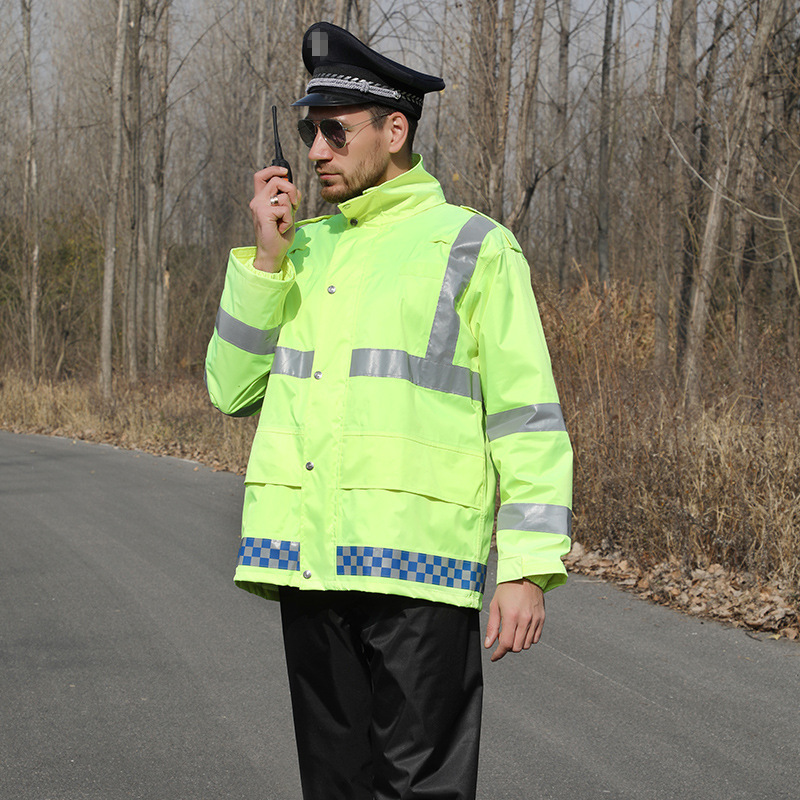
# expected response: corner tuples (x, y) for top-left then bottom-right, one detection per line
(291, 91), (371, 108)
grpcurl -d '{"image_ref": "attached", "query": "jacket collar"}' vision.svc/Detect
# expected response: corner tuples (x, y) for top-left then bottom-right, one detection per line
(336, 155), (446, 226)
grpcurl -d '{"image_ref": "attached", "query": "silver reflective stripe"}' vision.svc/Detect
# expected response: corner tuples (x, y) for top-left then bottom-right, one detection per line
(272, 347), (315, 378)
(350, 348), (482, 401)
(347, 215), (495, 402)
(426, 214), (496, 362)
(486, 403), (566, 441)
(215, 307), (280, 356)
(497, 502), (572, 539)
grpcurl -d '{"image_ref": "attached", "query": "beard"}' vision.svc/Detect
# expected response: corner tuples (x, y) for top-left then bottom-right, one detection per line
(316, 141), (391, 204)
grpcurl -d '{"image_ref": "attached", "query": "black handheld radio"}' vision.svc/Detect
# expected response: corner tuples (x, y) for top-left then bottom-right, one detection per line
(270, 105), (293, 183)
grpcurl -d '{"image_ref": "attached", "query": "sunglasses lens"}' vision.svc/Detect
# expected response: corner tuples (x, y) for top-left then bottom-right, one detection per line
(320, 120), (347, 148)
(297, 119), (317, 148)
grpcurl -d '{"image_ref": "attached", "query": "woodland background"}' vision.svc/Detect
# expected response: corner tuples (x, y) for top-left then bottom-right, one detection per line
(2, 0), (799, 633)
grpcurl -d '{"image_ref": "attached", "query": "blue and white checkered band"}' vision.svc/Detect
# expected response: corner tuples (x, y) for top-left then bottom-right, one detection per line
(336, 546), (487, 593)
(306, 73), (423, 109)
(238, 537), (300, 571)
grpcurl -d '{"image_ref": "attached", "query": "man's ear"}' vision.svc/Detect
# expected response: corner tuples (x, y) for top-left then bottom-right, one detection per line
(386, 112), (409, 155)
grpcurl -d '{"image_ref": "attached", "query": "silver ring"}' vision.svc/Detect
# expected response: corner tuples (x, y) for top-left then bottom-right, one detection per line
(269, 196), (280, 206)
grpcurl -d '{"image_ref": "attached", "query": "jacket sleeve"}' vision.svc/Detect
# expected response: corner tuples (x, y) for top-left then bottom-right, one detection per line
(473, 237), (573, 592)
(205, 246), (296, 416)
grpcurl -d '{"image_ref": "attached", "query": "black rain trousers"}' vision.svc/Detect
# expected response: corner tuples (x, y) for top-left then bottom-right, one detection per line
(280, 588), (483, 800)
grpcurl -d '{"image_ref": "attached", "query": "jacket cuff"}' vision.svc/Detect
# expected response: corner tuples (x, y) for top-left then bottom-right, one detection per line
(231, 246), (295, 283)
(496, 553), (568, 593)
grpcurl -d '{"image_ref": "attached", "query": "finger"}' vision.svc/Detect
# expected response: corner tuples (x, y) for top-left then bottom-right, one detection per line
(531, 614), (545, 645)
(254, 165), (289, 195)
(490, 631), (513, 662)
(523, 619), (536, 650)
(266, 198), (294, 235)
(256, 176), (294, 203)
(484, 602), (500, 650)
(512, 611), (532, 652)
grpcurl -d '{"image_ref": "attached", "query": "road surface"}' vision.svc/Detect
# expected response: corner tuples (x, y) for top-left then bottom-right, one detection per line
(1, 431), (798, 799)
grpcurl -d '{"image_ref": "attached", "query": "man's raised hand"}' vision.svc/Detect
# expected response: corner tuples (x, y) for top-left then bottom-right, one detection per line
(250, 166), (300, 273)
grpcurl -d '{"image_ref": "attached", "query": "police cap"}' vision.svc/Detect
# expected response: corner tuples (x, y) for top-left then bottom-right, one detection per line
(292, 22), (445, 121)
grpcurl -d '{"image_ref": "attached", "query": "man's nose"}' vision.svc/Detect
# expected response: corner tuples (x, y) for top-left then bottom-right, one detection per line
(308, 127), (333, 161)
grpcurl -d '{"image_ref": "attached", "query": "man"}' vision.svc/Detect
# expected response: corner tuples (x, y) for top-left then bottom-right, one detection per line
(205, 21), (572, 800)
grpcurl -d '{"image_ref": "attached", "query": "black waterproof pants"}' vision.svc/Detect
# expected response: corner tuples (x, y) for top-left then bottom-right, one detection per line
(279, 588), (483, 800)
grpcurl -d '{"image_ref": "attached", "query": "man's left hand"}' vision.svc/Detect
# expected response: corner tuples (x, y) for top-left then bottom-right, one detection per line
(484, 579), (545, 662)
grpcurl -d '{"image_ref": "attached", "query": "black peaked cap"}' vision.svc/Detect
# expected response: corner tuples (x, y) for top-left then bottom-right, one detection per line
(292, 22), (445, 120)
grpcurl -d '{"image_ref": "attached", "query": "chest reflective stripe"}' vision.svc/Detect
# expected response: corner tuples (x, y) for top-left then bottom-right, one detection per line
(349, 214), (495, 401)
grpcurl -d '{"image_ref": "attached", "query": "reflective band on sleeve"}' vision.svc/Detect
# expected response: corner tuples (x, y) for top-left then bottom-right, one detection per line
(497, 503), (572, 539)
(426, 214), (496, 363)
(486, 403), (566, 441)
(337, 546), (487, 593)
(350, 348), (482, 401)
(238, 537), (300, 570)
(215, 307), (280, 356)
(272, 347), (315, 378)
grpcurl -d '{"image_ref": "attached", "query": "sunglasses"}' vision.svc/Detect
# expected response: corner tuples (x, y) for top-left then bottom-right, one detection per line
(297, 112), (392, 150)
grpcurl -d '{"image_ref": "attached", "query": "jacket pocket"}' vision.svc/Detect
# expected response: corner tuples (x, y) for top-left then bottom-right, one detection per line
(244, 429), (303, 487)
(339, 433), (484, 509)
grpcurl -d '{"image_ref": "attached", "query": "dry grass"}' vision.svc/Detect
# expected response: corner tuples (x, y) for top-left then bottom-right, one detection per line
(541, 278), (800, 601)
(0, 372), (255, 474)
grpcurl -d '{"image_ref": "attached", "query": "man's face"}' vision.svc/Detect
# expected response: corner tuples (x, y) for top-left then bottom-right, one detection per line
(305, 105), (393, 204)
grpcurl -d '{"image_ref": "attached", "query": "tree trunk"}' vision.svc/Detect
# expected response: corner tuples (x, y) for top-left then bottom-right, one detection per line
(506, 0), (546, 234)
(100, 0), (130, 400)
(468, 0), (499, 213)
(673, 0), (698, 367)
(21, 0), (40, 382)
(488, 0), (515, 218)
(554, 0), (572, 288)
(733, 80), (765, 365)
(126, 0), (143, 385)
(653, 0), (685, 374)
(597, 0), (615, 286)
(683, 0), (783, 408)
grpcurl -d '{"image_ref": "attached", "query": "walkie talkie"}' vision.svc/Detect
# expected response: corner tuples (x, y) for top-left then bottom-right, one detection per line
(270, 105), (293, 183)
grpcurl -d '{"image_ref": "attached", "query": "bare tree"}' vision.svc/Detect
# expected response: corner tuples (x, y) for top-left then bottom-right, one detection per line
(20, 0), (40, 381)
(505, 0), (546, 234)
(597, 0), (615, 286)
(554, 0), (572, 289)
(683, 0), (783, 408)
(487, 0), (515, 216)
(653, 0), (686, 372)
(100, 0), (130, 399)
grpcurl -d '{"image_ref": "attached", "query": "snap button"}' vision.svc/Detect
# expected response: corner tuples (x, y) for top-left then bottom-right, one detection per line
(305, 461), (314, 470)
(303, 570), (312, 579)
(349, 218), (358, 226)
(327, 285), (336, 294)
(314, 371), (322, 380)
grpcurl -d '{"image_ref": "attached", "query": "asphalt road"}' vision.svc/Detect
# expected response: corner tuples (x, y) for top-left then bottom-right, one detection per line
(1, 431), (798, 800)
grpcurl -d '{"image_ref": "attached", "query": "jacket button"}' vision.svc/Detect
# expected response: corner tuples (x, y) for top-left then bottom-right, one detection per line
(305, 461), (314, 470)
(314, 371), (322, 380)
(327, 285), (336, 294)
(303, 570), (312, 579)
(349, 218), (358, 226)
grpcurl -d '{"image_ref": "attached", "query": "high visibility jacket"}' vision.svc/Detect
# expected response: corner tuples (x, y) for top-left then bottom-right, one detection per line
(205, 156), (572, 610)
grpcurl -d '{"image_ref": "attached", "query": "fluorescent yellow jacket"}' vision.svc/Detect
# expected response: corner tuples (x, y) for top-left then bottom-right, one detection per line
(205, 156), (572, 609)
